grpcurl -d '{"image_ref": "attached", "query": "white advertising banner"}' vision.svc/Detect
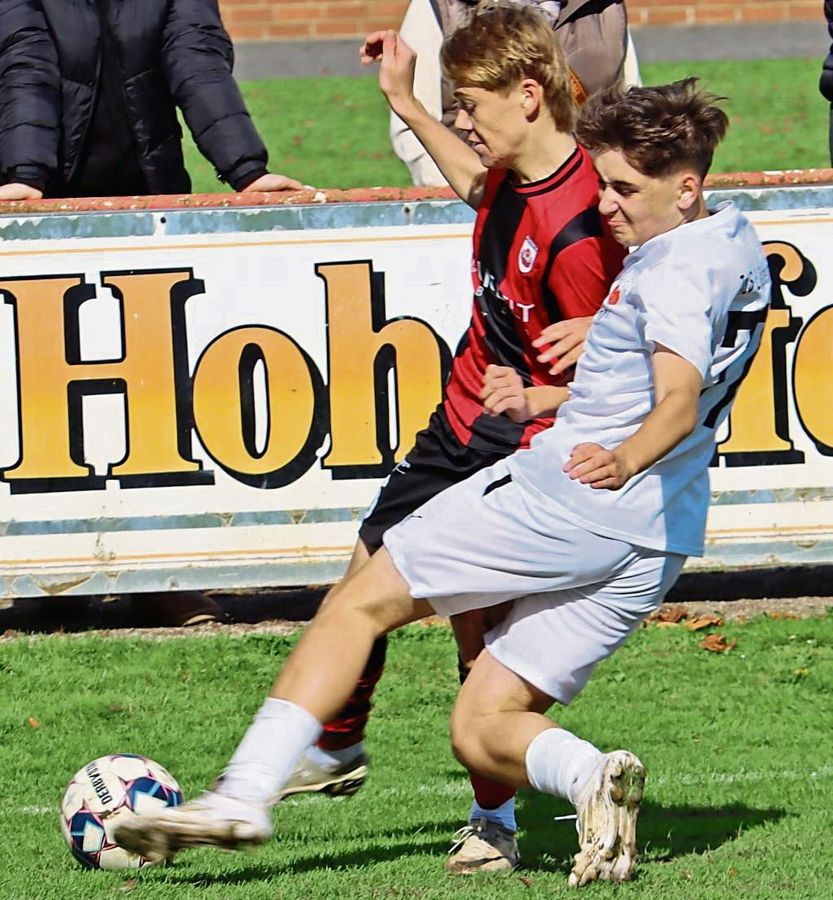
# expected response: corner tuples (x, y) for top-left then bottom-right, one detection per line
(0, 189), (832, 596)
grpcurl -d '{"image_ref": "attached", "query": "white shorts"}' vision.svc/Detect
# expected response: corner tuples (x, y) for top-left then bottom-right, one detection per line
(383, 459), (685, 704)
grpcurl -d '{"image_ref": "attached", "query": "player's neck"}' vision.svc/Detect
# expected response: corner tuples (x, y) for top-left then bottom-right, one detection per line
(510, 130), (577, 185)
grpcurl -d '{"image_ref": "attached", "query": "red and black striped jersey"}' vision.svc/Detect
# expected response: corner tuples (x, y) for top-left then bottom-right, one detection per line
(442, 143), (626, 452)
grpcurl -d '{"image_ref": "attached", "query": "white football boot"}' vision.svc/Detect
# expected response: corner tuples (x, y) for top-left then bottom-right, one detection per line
(114, 791), (272, 858)
(446, 817), (520, 874)
(569, 750), (645, 887)
(279, 751), (369, 799)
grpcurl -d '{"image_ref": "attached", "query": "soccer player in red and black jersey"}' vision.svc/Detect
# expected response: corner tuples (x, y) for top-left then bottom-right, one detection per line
(282, 1), (625, 872)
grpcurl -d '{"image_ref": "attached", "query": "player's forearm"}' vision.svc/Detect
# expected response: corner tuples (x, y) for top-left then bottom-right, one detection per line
(524, 385), (570, 419)
(613, 390), (698, 479)
(390, 98), (486, 206)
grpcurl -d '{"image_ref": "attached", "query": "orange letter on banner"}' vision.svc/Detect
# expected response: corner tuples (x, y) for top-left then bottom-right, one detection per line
(192, 326), (326, 488)
(794, 305), (833, 453)
(316, 261), (448, 477)
(0, 270), (206, 492)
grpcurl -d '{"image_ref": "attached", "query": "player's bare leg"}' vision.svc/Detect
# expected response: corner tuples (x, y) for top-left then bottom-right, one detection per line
(115, 549), (431, 858)
(450, 650), (644, 887)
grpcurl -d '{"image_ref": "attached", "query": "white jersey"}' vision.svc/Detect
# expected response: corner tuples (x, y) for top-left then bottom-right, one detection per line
(507, 202), (771, 556)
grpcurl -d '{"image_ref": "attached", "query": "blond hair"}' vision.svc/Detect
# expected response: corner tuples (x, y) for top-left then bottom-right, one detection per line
(441, 1), (575, 132)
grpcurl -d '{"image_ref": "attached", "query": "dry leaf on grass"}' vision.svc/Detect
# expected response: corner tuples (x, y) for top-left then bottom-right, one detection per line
(27, 716), (40, 729)
(648, 604), (688, 624)
(700, 633), (736, 653)
(685, 614), (724, 632)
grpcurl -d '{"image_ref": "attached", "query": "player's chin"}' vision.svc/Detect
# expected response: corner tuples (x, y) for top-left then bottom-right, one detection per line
(471, 144), (498, 167)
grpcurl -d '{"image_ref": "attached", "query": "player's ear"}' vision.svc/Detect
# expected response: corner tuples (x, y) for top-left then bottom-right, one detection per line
(677, 171), (701, 212)
(519, 79), (542, 117)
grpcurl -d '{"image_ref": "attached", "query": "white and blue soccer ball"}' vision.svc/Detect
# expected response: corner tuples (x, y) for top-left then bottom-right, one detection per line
(60, 754), (182, 870)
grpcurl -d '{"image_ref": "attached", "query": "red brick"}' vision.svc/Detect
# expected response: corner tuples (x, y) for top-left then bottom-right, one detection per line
(735, 4), (788, 22)
(640, 8), (691, 25)
(226, 7), (272, 24)
(314, 20), (366, 36)
(696, 7), (741, 24)
(227, 23), (269, 39)
(271, 3), (323, 21)
(632, 0), (683, 7)
(265, 21), (315, 38)
(783, 1), (819, 20)
(318, 3), (366, 19)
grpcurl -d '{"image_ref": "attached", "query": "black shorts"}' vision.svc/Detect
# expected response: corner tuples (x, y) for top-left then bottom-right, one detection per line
(358, 408), (508, 551)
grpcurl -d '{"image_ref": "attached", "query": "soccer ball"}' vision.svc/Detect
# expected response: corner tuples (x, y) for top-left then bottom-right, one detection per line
(60, 754), (182, 870)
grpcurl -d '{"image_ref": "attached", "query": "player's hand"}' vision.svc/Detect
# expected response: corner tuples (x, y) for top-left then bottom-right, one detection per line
(241, 173), (305, 193)
(481, 364), (530, 422)
(563, 442), (634, 490)
(533, 316), (594, 376)
(360, 30), (417, 109)
(0, 183), (43, 201)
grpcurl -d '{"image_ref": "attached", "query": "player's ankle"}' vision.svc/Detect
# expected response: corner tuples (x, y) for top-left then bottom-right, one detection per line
(525, 727), (603, 806)
(469, 796), (516, 833)
(307, 741), (365, 772)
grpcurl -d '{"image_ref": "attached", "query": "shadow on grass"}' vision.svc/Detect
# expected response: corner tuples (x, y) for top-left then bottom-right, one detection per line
(519, 791), (787, 874)
(159, 818), (463, 886)
(158, 799), (786, 886)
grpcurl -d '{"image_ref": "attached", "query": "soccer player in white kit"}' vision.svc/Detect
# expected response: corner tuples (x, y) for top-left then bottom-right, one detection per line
(116, 78), (772, 887)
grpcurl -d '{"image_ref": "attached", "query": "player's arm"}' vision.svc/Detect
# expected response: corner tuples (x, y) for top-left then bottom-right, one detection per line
(564, 346), (701, 490)
(361, 30), (487, 207)
(481, 365), (570, 422)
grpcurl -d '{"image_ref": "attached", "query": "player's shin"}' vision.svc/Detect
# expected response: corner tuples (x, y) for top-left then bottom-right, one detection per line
(267, 549), (429, 724)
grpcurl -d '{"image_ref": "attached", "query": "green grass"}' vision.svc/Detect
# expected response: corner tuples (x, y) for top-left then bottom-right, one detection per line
(1, 613), (832, 898)
(182, 57), (831, 193)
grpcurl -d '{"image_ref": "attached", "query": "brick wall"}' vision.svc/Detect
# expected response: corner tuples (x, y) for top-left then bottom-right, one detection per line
(218, 0), (819, 41)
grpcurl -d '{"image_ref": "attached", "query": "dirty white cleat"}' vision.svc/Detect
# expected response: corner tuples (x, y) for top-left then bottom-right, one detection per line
(278, 752), (369, 799)
(568, 750), (645, 888)
(113, 791), (272, 858)
(445, 817), (520, 875)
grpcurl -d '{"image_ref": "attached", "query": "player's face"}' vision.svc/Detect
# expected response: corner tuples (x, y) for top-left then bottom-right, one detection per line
(593, 148), (693, 248)
(454, 85), (528, 169)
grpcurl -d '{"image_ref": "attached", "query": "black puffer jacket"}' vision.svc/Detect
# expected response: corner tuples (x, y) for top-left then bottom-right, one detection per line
(822, 0), (833, 102)
(0, 0), (268, 195)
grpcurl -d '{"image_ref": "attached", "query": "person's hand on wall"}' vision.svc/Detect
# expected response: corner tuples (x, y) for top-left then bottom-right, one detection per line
(0, 183), (44, 201)
(241, 173), (305, 193)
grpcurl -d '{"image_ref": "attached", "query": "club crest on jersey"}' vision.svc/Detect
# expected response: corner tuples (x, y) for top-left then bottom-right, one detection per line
(518, 236), (538, 274)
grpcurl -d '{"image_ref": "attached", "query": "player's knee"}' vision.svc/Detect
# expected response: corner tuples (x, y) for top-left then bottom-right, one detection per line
(449, 703), (483, 770)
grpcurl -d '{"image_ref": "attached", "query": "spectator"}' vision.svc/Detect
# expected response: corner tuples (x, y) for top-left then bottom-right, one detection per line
(0, 0), (301, 625)
(0, 0), (302, 200)
(821, 0), (833, 165)
(391, 0), (640, 186)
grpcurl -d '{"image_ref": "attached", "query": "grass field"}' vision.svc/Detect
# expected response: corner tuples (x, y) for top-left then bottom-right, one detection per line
(182, 58), (831, 193)
(2, 613), (832, 898)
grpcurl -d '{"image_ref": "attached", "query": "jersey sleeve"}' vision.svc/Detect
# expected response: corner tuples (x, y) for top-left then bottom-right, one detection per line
(547, 230), (626, 319)
(638, 258), (715, 378)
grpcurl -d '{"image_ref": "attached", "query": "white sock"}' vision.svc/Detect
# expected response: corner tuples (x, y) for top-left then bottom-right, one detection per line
(215, 697), (322, 806)
(305, 741), (365, 772)
(469, 796), (517, 832)
(525, 727), (603, 806)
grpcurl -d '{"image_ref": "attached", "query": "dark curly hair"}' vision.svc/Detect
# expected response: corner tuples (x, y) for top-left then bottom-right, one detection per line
(576, 78), (729, 178)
